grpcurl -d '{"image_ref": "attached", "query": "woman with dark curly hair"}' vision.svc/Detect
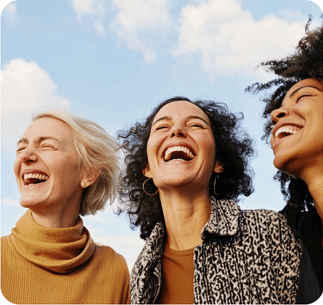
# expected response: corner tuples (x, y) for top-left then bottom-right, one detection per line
(246, 20), (322, 303)
(118, 96), (301, 304)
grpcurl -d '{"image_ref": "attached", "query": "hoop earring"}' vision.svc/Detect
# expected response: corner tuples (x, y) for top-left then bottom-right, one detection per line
(213, 174), (219, 195)
(143, 178), (159, 196)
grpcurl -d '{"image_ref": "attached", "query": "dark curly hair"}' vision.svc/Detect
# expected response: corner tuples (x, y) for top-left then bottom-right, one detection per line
(117, 97), (255, 240)
(246, 18), (323, 230)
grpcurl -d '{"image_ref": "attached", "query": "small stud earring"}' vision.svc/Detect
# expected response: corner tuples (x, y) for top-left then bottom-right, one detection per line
(81, 182), (86, 188)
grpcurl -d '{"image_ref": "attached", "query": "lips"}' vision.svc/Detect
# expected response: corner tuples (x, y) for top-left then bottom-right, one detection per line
(163, 146), (195, 162)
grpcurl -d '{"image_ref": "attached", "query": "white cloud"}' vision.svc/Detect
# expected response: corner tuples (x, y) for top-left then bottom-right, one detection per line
(73, 0), (107, 20)
(109, 0), (173, 62)
(72, 0), (315, 78)
(174, 0), (307, 80)
(72, 0), (173, 59)
(72, 0), (107, 36)
(1, 58), (70, 152)
(1, 198), (20, 207)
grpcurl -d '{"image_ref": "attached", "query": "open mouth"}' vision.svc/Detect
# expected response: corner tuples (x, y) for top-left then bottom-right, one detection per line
(163, 146), (195, 162)
(23, 173), (49, 185)
(275, 125), (301, 141)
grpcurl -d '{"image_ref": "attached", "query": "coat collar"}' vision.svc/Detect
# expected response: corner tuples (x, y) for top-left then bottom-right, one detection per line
(201, 197), (241, 240)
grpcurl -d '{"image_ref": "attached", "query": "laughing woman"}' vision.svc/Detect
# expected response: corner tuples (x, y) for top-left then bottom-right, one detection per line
(1, 110), (130, 304)
(117, 97), (302, 304)
(247, 21), (323, 303)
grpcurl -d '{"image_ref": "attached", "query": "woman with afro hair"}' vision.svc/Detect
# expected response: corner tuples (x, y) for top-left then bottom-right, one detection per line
(247, 18), (323, 303)
(117, 97), (301, 304)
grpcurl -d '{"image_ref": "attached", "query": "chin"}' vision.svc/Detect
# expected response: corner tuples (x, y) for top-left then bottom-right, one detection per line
(273, 151), (295, 171)
(19, 199), (37, 209)
(19, 195), (47, 209)
(274, 160), (301, 179)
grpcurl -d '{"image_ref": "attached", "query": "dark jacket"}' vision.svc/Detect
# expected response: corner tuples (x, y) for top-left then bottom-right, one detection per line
(296, 208), (322, 303)
(130, 198), (302, 304)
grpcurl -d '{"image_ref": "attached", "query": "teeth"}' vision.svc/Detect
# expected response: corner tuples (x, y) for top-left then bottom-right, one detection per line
(23, 173), (49, 184)
(275, 126), (299, 139)
(164, 146), (195, 161)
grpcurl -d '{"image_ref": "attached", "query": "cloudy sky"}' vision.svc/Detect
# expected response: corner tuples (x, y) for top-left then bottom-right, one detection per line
(1, 0), (322, 294)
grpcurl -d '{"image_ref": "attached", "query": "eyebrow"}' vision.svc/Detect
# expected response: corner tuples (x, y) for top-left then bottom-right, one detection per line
(17, 136), (60, 146)
(289, 85), (323, 98)
(152, 115), (210, 126)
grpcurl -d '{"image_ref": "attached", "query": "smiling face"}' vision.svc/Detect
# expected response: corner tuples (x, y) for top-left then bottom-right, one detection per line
(271, 78), (323, 177)
(143, 101), (223, 194)
(13, 117), (87, 213)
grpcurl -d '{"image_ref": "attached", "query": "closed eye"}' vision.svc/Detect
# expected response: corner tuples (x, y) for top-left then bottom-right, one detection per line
(16, 146), (27, 154)
(155, 125), (169, 131)
(188, 121), (207, 129)
(41, 144), (55, 150)
(297, 94), (312, 102)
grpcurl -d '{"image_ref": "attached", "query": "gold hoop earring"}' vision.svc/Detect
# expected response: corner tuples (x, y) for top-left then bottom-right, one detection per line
(143, 178), (159, 196)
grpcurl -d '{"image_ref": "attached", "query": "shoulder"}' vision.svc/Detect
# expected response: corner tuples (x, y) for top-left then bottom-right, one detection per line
(241, 208), (291, 231)
(242, 208), (287, 224)
(241, 209), (300, 243)
(93, 243), (129, 273)
(1, 235), (15, 254)
(1, 235), (11, 244)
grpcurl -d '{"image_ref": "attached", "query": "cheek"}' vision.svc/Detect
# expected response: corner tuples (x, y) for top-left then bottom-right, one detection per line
(13, 158), (21, 178)
(270, 135), (275, 149)
(202, 137), (216, 155)
(50, 155), (81, 180)
(146, 137), (159, 161)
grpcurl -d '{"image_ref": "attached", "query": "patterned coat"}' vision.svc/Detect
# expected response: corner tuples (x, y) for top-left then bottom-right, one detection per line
(130, 198), (302, 304)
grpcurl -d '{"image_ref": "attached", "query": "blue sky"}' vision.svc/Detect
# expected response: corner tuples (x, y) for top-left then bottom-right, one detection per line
(1, 0), (323, 290)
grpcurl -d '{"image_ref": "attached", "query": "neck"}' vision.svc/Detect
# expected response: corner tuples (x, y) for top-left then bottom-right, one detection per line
(30, 201), (81, 228)
(159, 188), (211, 250)
(300, 167), (323, 247)
(300, 167), (323, 223)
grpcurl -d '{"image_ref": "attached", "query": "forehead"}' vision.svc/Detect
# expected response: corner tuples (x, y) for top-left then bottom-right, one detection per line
(22, 117), (72, 140)
(154, 101), (209, 122)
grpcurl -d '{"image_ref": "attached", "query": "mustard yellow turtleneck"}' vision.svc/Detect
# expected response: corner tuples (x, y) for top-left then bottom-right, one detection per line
(1, 210), (130, 304)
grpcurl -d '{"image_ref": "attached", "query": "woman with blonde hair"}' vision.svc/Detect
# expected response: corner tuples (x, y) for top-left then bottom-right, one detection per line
(1, 110), (130, 304)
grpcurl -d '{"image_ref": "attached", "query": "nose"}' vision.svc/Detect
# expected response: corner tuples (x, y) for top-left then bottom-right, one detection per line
(19, 146), (38, 164)
(271, 107), (288, 125)
(170, 124), (187, 138)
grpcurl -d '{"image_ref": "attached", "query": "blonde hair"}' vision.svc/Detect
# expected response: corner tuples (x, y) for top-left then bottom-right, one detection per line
(33, 110), (120, 215)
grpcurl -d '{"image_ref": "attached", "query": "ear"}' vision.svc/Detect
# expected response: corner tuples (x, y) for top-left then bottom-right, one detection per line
(142, 163), (152, 178)
(80, 167), (102, 188)
(214, 161), (224, 174)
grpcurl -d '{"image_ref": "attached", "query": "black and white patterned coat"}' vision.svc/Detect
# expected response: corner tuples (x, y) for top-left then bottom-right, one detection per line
(130, 198), (302, 304)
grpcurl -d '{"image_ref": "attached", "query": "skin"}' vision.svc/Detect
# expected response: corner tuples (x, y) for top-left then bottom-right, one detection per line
(13, 117), (98, 228)
(271, 78), (323, 225)
(143, 101), (223, 250)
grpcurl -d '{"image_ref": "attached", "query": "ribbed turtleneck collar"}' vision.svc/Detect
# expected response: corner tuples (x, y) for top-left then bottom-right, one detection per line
(11, 210), (96, 274)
